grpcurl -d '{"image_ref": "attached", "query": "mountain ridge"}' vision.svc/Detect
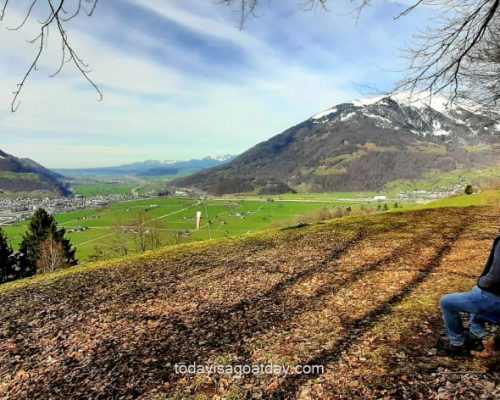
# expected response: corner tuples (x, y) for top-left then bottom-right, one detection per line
(55, 154), (237, 177)
(0, 149), (69, 195)
(172, 93), (500, 195)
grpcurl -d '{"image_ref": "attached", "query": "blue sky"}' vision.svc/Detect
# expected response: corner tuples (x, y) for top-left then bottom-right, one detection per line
(0, 0), (430, 168)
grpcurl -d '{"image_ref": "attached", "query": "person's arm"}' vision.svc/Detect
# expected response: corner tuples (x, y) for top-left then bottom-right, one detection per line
(478, 239), (500, 295)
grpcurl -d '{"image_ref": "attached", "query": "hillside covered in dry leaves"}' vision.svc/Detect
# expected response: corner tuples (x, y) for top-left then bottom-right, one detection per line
(1, 206), (500, 399)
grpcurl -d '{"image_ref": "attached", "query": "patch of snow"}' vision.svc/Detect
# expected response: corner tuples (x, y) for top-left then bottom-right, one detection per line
(350, 91), (458, 115)
(390, 91), (454, 114)
(351, 95), (385, 107)
(448, 116), (466, 125)
(207, 154), (233, 162)
(345, 92), (498, 125)
(363, 113), (391, 124)
(431, 120), (451, 136)
(496, 123), (500, 132)
(433, 128), (451, 136)
(312, 107), (337, 120)
(457, 99), (488, 116)
(377, 98), (393, 107)
(340, 112), (356, 122)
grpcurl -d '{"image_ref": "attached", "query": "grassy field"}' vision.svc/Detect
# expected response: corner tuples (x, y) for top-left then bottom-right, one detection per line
(3, 196), (383, 262)
(385, 163), (500, 194)
(72, 181), (139, 196)
(223, 191), (380, 200)
(393, 190), (500, 211)
(1, 205), (499, 399)
(0, 172), (43, 182)
(71, 176), (176, 196)
(5, 189), (499, 263)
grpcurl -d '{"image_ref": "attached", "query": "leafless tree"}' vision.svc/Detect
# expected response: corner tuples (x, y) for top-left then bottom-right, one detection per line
(130, 211), (165, 253)
(88, 243), (108, 262)
(0, 0), (102, 111)
(111, 217), (131, 256)
(394, 0), (500, 108)
(131, 211), (149, 253)
(147, 218), (164, 250)
(458, 10), (500, 107)
(37, 234), (67, 274)
(90, 213), (166, 260)
(218, 0), (330, 28)
(220, 1), (500, 108)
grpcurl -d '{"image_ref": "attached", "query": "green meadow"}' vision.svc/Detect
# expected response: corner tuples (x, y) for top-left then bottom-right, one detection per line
(7, 189), (498, 263)
(3, 196), (385, 262)
(71, 176), (176, 196)
(406, 189), (500, 209)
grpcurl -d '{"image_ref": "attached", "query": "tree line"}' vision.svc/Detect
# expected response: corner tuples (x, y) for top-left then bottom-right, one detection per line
(0, 208), (76, 285)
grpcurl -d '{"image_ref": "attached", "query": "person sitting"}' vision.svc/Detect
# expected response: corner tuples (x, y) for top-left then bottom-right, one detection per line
(439, 235), (500, 356)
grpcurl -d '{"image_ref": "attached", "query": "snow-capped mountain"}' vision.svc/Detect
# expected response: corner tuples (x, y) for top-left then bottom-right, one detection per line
(173, 93), (500, 195)
(312, 93), (500, 138)
(203, 154), (234, 162)
(56, 155), (237, 178)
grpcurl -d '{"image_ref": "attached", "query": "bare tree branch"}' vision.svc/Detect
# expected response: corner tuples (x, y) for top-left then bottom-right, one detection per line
(221, 0), (500, 109)
(392, 0), (500, 108)
(0, 0), (102, 112)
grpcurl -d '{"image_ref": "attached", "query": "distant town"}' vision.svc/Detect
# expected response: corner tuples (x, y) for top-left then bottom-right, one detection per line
(0, 194), (134, 226)
(0, 185), (462, 227)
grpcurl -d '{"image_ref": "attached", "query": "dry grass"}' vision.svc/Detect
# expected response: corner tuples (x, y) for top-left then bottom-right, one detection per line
(1, 206), (499, 399)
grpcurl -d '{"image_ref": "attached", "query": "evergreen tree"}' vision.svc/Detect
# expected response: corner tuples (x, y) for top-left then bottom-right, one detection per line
(464, 185), (473, 195)
(383, 203), (389, 211)
(0, 228), (15, 284)
(18, 208), (77, 277)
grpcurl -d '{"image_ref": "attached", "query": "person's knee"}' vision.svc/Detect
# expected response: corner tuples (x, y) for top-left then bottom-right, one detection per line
(440, 294), (452, 310)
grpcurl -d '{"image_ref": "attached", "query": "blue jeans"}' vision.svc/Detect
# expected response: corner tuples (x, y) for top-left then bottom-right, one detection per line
(440, 286), (500, 346)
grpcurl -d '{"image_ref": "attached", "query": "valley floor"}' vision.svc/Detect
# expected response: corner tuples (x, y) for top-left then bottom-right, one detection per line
(1, 206), (499, 399)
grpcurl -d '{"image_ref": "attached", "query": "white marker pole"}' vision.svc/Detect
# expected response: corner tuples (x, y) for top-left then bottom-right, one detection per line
(196, 211), (202, 230)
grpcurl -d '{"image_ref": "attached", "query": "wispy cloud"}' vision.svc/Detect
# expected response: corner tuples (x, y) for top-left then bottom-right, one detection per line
(0, 0), (430, 168)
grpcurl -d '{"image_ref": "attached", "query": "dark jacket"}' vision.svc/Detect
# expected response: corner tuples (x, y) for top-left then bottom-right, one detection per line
(477, 235), (500, 296)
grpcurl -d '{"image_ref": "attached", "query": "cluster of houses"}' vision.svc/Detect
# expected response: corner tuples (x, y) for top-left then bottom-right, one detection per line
(162, 187), (204, 198)
(394, 187), (461, 201)
(66, 226), (89, 233)
(0, 194), (131, 226)
(228, 206), (263, 219)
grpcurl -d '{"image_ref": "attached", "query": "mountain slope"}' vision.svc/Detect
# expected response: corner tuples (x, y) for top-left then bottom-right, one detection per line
(173, 94), (500, 194)
(0, 150), (68, 195)
(1, 206), (499, 398)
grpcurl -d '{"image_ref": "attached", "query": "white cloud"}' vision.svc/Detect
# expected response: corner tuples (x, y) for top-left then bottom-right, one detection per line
(0, 0), (427, 167)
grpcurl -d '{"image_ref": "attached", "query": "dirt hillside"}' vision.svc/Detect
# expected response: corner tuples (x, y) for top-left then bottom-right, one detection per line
(1, 206), (499, 399)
